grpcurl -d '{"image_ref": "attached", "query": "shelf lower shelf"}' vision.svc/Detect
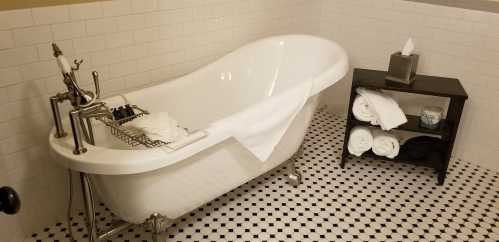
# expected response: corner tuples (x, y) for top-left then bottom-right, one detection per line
(347, 145), (446, 170)
(350, 114), (450, 136)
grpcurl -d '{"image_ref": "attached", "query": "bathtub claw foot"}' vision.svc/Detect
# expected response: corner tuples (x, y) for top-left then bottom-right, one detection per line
(286, 145), (303, 186)
(152, 231), (166, 242)
(146, 213), (172, 242)
(287, 171), (302, 186)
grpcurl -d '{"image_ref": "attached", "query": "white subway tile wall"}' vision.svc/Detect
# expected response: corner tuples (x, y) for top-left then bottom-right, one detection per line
(32, 5), (70, 25)
(319, 0), (499, 171)
(0, 0), (321, 241)
(0, 30), (14, 50)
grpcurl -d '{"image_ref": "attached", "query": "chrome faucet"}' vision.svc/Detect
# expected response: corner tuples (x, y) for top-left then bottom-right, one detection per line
(49, 45), (131, 242)
(50, 43), (112, 154)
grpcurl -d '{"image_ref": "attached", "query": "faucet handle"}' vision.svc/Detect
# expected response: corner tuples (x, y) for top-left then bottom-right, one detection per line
(92, 71), (101, 99)
(72, 59), (84, 71)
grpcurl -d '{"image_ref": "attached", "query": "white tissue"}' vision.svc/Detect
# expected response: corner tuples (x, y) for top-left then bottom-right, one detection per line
(401, 38), (415, 56)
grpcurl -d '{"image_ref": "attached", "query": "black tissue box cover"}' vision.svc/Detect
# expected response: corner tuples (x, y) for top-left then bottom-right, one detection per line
(386, 51), (419, 86)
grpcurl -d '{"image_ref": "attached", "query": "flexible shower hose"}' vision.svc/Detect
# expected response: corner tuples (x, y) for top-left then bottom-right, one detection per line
(67, 170), (97, 242)
(67, 170), (76, 241)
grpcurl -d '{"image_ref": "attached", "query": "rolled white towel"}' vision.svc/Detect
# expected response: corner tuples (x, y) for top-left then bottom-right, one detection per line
(356, 88), (407, 131)
(348, 126), (373, 157)
(125, 112), (188, 143)
(372, 130), (400, 159)
(352, 95), (378, 125)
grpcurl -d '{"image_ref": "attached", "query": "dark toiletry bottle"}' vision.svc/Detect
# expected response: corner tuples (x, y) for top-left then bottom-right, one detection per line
(125, 104), (135, 117)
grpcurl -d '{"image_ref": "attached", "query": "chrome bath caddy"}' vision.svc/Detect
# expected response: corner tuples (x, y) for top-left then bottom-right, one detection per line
(96, 105), (169, 148)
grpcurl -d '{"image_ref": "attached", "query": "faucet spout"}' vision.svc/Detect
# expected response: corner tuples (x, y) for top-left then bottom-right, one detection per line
(81, 102), (113, 119)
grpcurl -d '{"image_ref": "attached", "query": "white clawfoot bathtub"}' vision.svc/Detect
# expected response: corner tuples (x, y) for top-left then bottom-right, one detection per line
(50, 35), (348, 225)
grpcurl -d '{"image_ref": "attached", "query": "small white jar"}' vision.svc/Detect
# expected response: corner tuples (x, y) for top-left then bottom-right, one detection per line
(420, 106), (444, 129)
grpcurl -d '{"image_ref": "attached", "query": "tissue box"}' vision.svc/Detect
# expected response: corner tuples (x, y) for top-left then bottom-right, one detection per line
(385, 51), (419, 86)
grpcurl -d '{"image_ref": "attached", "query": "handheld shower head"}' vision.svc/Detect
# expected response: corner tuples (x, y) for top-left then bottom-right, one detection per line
(52, 42), (96, 108)
(52, 43), (63, 57)
(52, 43), (71, 74)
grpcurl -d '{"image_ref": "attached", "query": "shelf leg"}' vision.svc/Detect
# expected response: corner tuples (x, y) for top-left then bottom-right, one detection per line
(437, 98), (465, 186)
(286, 145), (303, 186)
(340, 157), (346, 168)
(339, 86), (356, 169)
(437, 170), (446, 185)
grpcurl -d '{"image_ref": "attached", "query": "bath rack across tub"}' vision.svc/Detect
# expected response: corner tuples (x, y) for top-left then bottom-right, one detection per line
(96, 104), (207, 150)
(96, 105), (169, 148)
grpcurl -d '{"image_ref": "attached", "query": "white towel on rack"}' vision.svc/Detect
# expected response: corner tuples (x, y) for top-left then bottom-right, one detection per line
(356, 88), (407, 130)
(347, 126), (373, 157)
(352, 95), (378, 125)
(125, 112), (188, 143)
(372, 130), (400, 159)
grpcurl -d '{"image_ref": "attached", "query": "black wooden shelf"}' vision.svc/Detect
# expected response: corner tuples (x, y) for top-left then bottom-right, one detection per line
(340, 68), (468, 185)
(350, 115), (450, 137)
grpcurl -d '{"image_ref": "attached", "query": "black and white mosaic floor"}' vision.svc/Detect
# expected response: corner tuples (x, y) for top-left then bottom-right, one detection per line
(27, 112), (499, 242)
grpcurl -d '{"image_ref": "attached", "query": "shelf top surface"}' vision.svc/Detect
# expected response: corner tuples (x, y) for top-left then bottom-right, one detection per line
(353, 68), (469, 99)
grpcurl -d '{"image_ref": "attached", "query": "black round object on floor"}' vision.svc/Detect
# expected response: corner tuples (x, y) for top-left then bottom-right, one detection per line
(0, 186), (21, 215)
